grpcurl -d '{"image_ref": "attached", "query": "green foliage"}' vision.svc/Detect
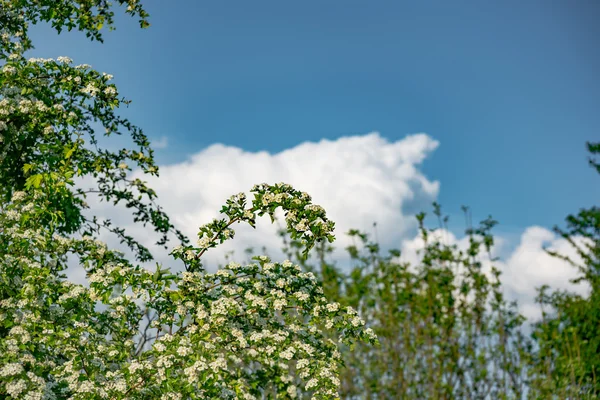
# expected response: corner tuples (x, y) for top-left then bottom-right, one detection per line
(0, 2), (374, 398)
(0, 0), (186, 262)
(0, 0), (150, 54)
(527, 141), (600, 398)
(280, 207), (531, 399)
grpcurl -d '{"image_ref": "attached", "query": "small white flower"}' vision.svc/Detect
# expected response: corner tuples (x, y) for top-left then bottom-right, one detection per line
(280, 346), (295, 360)
(305, 378), (318, 390)
(273, 299), (287, 310)
(365, 327), (376, 339)
(35, 101), (47, 112)
(11, 191), (26, 202)
(177, 346), (191, 356)
(81, 83), (100, 97)
(2, 65), (16, 74)
(287, 385), (297, 398)
(18, 100), (31, 113)
(197, 236), (210, 249)
(6, 379), (27, 397)
(104, 86), (117, 96)
(0, 362), (24, 377)
(295, 292), (309, 301)
(57, 56), (73, 64)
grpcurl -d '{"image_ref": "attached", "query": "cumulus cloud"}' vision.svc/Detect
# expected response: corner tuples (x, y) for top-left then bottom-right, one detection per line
(74, 131), (588, 324)
(496, 226), (590, 319)
(123, 132), (440, 269)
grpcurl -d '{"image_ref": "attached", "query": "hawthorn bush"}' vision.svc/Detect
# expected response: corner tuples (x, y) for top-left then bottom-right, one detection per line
(0, 2), (376, 398)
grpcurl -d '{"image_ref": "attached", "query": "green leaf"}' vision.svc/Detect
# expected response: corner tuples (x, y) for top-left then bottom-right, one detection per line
(25, 174), (43, 189)
(23, 163), (34, 174)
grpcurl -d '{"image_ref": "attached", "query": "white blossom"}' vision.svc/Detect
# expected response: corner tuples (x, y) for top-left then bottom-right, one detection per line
(2, 64), (16, 74)
(57, 56), (73, 64)
(0, 362), (24, 377)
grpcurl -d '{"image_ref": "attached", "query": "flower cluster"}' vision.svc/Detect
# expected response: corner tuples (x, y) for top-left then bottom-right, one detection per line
(171, 183), (336, 272)
(0, 185), (377, 399)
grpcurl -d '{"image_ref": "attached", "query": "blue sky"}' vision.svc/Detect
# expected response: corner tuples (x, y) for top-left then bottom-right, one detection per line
(28, 0), (599, 241)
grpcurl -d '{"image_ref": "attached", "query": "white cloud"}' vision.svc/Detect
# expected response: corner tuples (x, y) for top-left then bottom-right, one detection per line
(73, 131), (589, 324)
(124, 132), (440, 269)
(496, 226), (590, 319)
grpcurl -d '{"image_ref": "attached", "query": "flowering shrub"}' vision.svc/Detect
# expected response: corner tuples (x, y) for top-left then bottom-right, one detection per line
(1, 1), (186, 262)
(0, 1), (377, 398)
(1, 186), (376, 399)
